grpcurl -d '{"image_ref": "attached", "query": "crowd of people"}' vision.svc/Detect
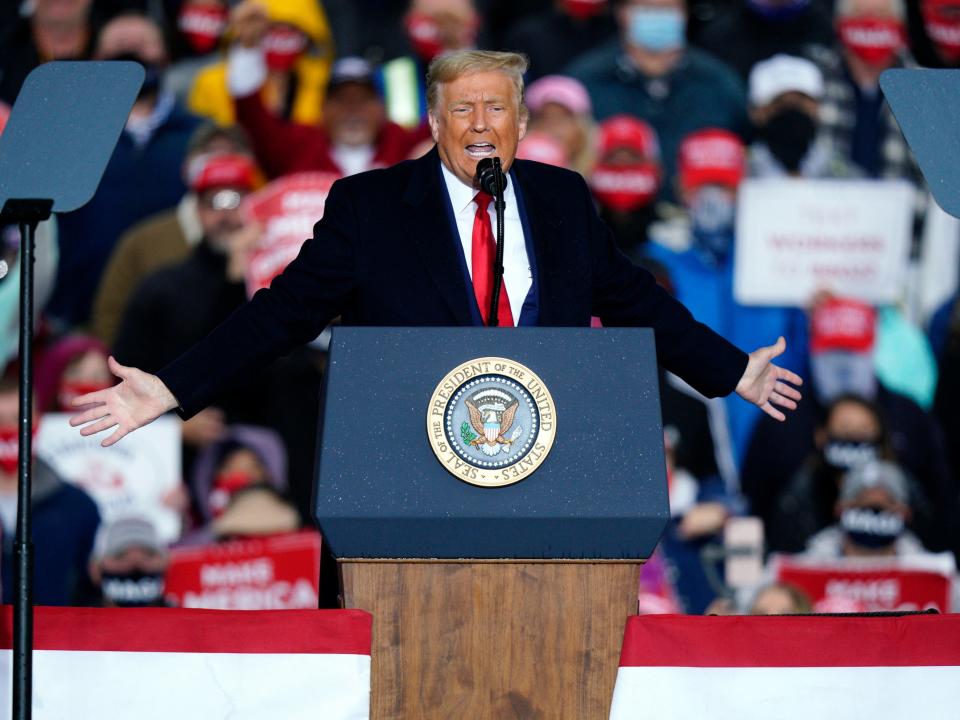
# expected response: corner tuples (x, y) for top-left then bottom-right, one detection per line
(0, 0), (958, 613)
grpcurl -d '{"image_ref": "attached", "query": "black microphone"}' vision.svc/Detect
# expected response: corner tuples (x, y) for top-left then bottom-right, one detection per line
(474, 158), (507, 326)
(476, 157), (506, 195)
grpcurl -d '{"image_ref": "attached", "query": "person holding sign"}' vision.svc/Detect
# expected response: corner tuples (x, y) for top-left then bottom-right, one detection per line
(112, 151), (324, 515)
(70, 50), (802, 452)
(646, 128), (809, 463)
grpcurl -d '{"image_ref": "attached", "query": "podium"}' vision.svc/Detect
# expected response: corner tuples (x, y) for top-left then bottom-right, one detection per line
(314, 328), (668, 719)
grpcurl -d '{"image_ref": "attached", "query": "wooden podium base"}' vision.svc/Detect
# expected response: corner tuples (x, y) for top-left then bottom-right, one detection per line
(340, 560), (641, 720)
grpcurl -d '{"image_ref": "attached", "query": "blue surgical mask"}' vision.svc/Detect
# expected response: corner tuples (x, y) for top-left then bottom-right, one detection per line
(627, 7), (686, 53)
(690, 186), (736, 266)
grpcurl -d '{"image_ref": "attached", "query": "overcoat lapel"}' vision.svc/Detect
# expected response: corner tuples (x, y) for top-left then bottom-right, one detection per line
(401, 147), (474, 326)
(511, 162), (564, 325)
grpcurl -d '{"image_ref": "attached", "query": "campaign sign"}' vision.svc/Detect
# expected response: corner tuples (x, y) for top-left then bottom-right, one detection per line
(165, 530), (322, 610)
(243, 172), (339, 297)
(35, 413), (182, 543)
(734, 179), (914, 306)
(772, 554), (953, 613)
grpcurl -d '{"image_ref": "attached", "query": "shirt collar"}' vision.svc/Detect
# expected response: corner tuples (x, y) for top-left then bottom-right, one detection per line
(439, 158), (517, 217)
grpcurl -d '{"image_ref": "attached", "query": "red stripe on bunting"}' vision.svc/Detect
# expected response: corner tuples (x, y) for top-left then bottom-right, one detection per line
(619, 614), (960, 668)
(0, 606), (371, 655)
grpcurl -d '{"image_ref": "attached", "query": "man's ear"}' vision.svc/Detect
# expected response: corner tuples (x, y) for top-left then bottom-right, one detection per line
(428, 111), (440, 143)
(518, 107), (529, 142)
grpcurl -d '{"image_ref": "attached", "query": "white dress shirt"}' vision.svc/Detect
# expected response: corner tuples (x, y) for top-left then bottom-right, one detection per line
(440, 162), (532, 326)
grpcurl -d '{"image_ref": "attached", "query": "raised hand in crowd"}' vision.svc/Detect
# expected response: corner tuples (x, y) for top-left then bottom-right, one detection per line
(736, 337), (803, 421)
(230, 0), (270, 49)
(69, 357), (178, 447)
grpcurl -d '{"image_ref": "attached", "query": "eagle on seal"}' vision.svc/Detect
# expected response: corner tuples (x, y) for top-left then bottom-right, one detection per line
(465, 398), (520, 456)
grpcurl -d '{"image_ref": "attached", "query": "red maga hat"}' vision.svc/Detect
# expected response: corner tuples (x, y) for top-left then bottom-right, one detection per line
(678, 129), (745, 191)
(188, 153), (257, 193)
(597, 115), (659, 160)
(810, 297), (877, 354)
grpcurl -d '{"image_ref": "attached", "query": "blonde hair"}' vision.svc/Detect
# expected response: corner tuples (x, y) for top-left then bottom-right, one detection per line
(426, 50), (530, 114)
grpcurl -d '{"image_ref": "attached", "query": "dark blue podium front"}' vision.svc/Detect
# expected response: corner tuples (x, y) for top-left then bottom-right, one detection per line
(313, 327), (668, 559)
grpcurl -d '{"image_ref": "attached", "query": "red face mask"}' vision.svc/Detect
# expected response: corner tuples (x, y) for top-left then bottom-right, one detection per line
(837, 17), (905, 67)
(405, 12), (445, 62)
(922, 1), (960, 62)
(57, 379), (112, 412)
(0, 422), (41, 476)
(263, 26), (308, 72)
(209, 470), (258, 518)
(590, 164), (659, 213)
(0, 425), (20, 476)
(177, 1), (228, 55)
(562, 0), (606, 21)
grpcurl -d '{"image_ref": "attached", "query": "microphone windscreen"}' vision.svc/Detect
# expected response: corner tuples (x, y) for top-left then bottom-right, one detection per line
(476, 157), (504, 195)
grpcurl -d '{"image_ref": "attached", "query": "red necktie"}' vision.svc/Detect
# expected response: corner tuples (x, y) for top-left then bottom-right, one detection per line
(471, 191), (513, 327)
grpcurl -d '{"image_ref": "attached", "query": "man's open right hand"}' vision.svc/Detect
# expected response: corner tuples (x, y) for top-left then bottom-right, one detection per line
(69, 356), (179, 447)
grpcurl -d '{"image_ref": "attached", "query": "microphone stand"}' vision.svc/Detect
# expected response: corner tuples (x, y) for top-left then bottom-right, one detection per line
(487, 157), (506, 327)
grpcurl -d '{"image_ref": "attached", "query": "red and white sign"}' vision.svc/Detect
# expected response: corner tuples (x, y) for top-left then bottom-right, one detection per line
(734, 179), (914, 306)
(35, 413), (182, 543)
(165, 530), (322, 610)
(1, 605), (371, 719)
(243, 172), (339, 297)
(772, 554), (954, 613)
(611, 614), (960, 719)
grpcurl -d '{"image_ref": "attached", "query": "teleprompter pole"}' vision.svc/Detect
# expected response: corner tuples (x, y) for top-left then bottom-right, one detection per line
(4, 199), (53, 720)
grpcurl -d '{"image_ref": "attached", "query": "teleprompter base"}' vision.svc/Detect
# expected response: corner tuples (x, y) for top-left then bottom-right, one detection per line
(339, 560), (642, 720)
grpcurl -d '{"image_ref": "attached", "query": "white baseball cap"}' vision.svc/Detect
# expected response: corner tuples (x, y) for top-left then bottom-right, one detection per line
(749, 54), (824, 108)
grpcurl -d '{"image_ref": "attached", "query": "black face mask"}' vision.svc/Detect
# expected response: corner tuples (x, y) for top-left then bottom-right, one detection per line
(101, 570), (166, 607)
(761, 108), (817, 172)
(102, 53), (163, 100)
(823, 437), (881, 473)
(840, 506), (904, 549)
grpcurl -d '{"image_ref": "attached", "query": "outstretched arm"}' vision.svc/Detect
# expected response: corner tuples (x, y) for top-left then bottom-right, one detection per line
(69, 357), (179, 447)
(735, 336), (803, 421)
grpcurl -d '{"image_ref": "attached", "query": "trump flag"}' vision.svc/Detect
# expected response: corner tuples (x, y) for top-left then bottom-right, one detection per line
(1, 606), (371, 719)
(610, 614), (960, 719)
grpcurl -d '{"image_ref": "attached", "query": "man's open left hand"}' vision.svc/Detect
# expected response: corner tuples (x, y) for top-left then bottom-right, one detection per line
(735, 336), (803, 422)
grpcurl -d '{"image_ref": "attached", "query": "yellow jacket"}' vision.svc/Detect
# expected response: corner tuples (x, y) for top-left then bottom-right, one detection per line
(188, 0), (334, 126)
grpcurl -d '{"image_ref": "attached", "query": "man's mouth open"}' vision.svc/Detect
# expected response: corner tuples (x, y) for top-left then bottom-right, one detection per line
(466, 142), (496, 159)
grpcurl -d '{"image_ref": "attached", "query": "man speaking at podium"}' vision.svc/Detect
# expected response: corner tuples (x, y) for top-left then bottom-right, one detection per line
(70, 50), (801, 445)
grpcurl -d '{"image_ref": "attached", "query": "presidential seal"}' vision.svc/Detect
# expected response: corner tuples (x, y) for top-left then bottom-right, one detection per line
(427, 357), (557, 487)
